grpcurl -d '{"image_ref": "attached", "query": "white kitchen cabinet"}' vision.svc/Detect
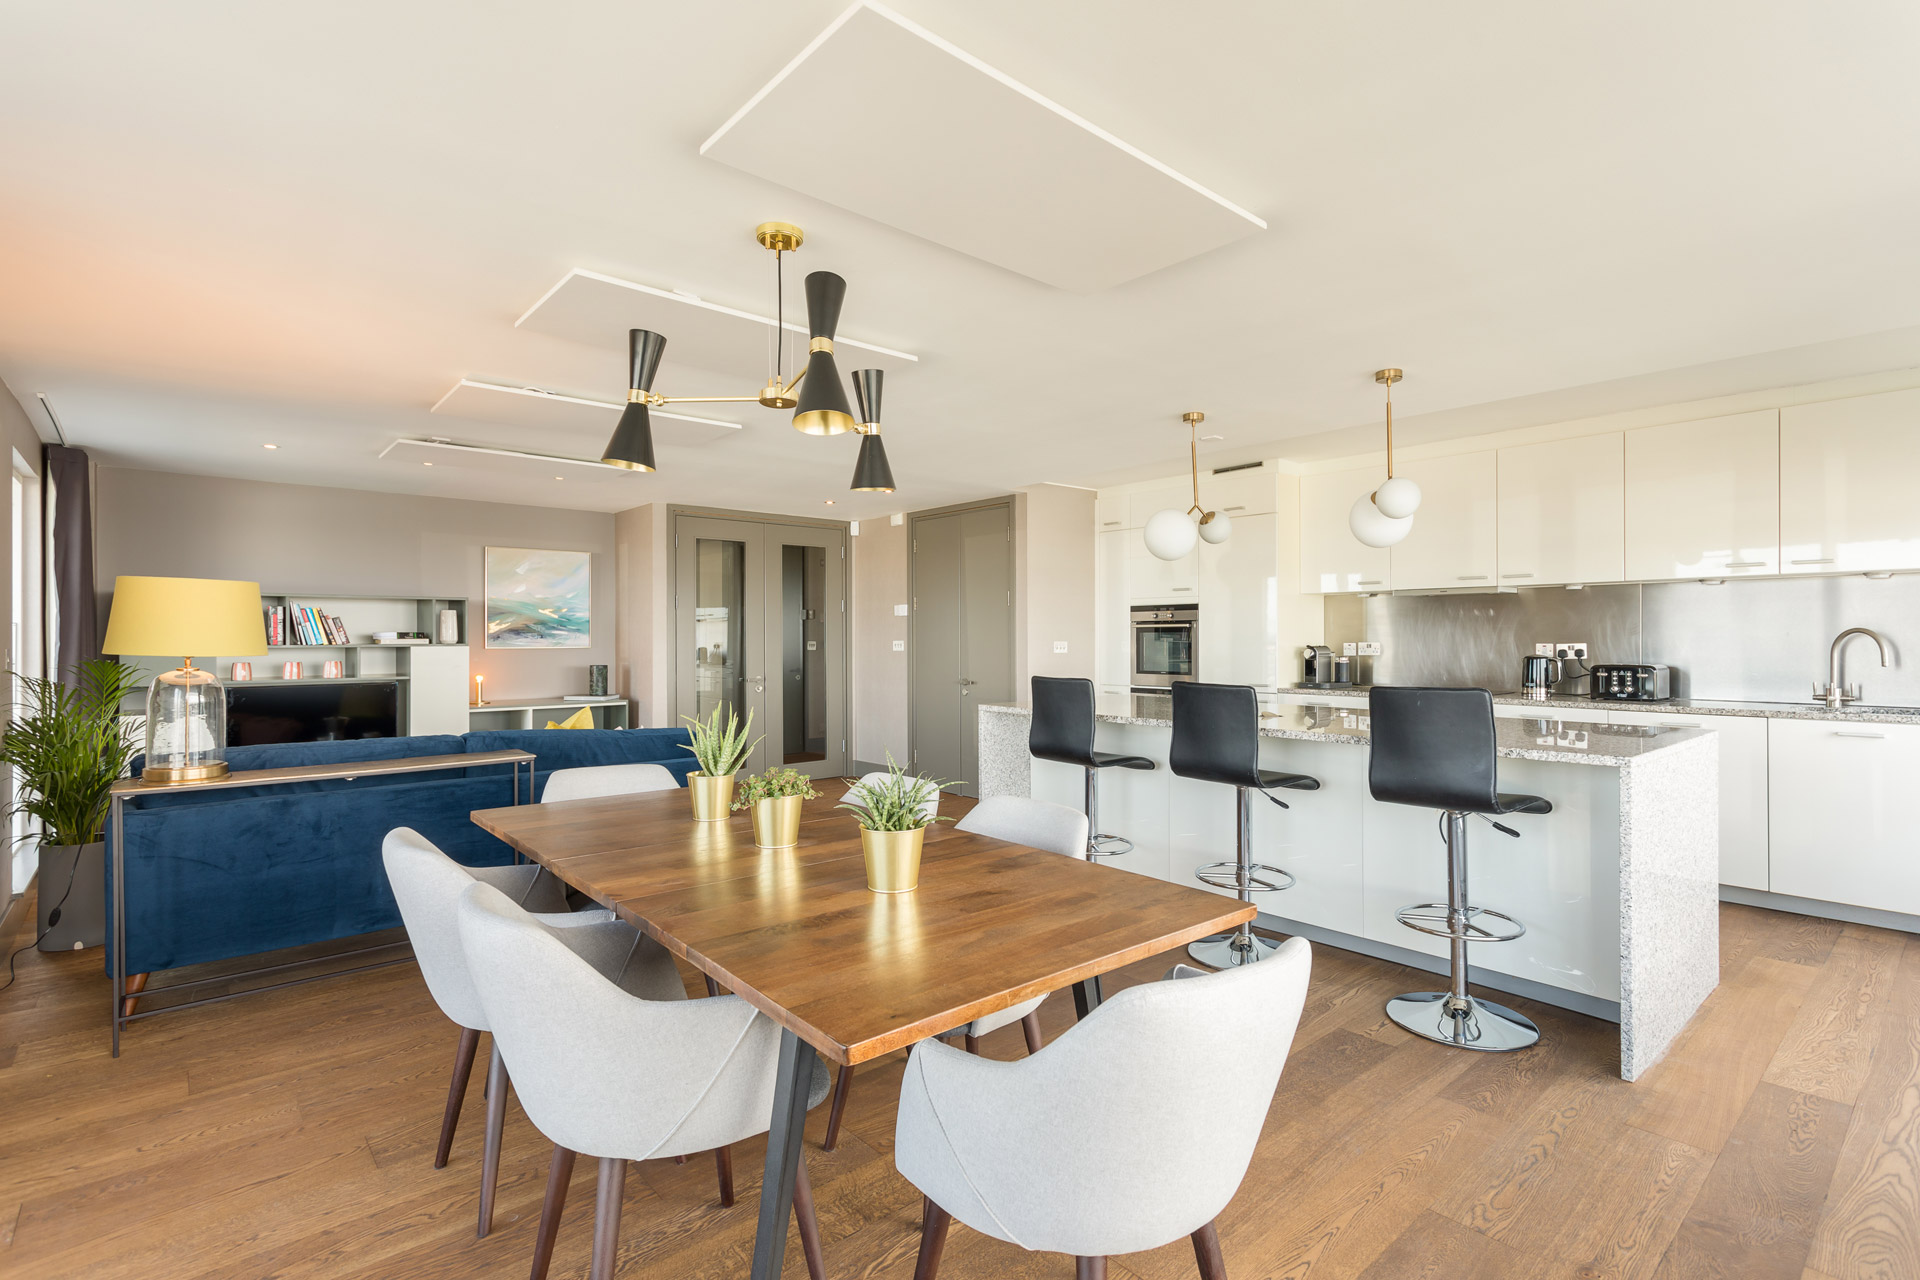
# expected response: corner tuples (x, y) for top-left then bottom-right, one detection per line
(1497, 434), (1624, 586)
(1768, 717), (1920, 915)
(1390, 451), (1498, 591)
(1127, 532), (1198, 604)
(1198, 512), (1279, 688)
(1781, 389), (1920, 574)
(1624, 411), (1779, 580)
(1609, 708), (1769, 891)
(1096, 528), (1131, 687)
(1127, 482), (1192, 531)
(1299, 466), (1391, 594)
(1205, 463), (1277, 519)
(1095, 489), (1129, 532)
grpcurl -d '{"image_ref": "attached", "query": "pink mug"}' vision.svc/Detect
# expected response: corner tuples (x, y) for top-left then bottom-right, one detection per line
(281, 661), (302, 679)
(229, 662), (252, 682)
(321, 660), (344, 679)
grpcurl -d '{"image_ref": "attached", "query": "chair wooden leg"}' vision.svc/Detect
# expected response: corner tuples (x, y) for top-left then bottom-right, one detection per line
(590, 1156), (626, 1280)
(822, 1064), (854, 1152)
(791, 1156), (826, 1280)
(963, 1034), (982, 1055)
(435, 1026), (482, 1169)
(1076, 1258), (1107, 1280)
(1190, 1220), (1227, 1280)
(715, 1144), (735, 1207)
(529, 1144), (576, 1280)
(913, 1198), (952, 1280)
(121, 971), (150, 1018)
(1021, 1011), (1044, 1055)
(477, 1043), (508, 1238)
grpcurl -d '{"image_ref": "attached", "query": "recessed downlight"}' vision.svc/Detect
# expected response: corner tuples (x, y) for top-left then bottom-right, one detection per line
(263, 443), (279, 450)
(824, 499), (836, 505)
(423, 461), (433, 467)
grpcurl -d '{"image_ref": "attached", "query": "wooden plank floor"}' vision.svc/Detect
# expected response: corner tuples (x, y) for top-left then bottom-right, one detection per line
(0, 888), (1913, 1279)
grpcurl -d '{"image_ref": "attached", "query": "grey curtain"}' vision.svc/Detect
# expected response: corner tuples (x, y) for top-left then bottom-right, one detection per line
(45, 444), (95, 687)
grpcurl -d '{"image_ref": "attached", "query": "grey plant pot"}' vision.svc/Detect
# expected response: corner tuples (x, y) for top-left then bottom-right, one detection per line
(37, 840), (106, 952)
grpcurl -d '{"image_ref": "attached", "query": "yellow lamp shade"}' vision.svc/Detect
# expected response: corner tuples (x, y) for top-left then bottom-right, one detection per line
(102, 576), (269, 659)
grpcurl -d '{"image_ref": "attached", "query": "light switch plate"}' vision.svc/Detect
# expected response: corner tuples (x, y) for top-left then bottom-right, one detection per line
(890, 513), (904, 526)
(1535, 643), (1556, 657)
(894, 604), (909, 616)
(1052, 640), (1069, 653)
(892, 640), (905, 651)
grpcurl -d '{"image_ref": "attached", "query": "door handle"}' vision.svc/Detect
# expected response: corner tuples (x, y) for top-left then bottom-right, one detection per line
(958, 679), (976, 687)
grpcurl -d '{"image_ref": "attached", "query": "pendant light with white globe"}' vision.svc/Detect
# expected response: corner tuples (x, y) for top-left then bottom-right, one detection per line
(1144, 411), (1229, 561)
(1348, 368), (1422, 548)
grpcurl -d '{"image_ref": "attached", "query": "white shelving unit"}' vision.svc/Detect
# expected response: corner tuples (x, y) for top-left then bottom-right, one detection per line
(468, 697), (633, 731)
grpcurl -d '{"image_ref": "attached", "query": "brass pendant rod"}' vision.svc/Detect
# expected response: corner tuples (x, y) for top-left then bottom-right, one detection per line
(1386, 379), (1394, 479)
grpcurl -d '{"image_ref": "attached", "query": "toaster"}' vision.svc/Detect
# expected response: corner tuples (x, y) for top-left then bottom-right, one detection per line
(1589, 663), (1671, 701)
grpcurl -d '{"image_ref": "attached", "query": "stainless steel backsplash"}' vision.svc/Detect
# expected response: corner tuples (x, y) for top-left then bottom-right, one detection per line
(1326, 577), (1920, 705)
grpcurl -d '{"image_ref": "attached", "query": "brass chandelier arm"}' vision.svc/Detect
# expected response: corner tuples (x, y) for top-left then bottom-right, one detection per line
(646, 393), (767, 405)
(780, 365), (808, 396)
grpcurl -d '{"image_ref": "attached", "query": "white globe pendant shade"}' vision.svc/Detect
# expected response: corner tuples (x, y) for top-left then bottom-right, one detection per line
(1197, 509), (1232, 545)
(1374, 475), (1422, 520)
(1144, 508), (1198, 560)
(1349, 493), (1413, 548)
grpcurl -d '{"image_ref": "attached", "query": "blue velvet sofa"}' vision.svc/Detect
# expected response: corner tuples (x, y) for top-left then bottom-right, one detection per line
(105, 727), (694, 979)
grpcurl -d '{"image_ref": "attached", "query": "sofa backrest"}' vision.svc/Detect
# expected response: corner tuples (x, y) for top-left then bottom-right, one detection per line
(460, 728), (696, 785)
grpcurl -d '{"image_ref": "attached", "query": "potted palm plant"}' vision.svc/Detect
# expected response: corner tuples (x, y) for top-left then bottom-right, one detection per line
(678, 705), (760, 821)
(731, 767), (821, 849)
(0, 660), (143, 950)
(837, 756), (951, 893)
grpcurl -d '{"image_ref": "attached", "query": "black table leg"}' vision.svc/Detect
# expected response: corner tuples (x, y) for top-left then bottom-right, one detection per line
(1073, 974), (1104, 1019)
(750, 1028), (818, 1280)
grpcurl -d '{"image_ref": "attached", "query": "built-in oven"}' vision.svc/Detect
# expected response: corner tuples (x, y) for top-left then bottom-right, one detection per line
(1131, 605), (1199, 690)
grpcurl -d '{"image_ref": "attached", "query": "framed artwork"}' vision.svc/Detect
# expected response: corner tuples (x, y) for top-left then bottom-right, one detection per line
(485, 546), (591, 648)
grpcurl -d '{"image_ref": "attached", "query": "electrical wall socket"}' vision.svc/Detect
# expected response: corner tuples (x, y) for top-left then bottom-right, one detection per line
(892, 640), (905, 652)
(1341, 642), (1358, 656)
(1556, 642), (1589, 661)
(1052, 640), (1069, 653)
(1534, 643), (1557, 657)
(1357, 641), (1382, 656)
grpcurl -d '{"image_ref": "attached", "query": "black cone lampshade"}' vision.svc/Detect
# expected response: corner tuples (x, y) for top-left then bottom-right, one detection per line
(603, 328), (665, 471)
(849, 368), (893, 492)
(792, 272), (856, 436)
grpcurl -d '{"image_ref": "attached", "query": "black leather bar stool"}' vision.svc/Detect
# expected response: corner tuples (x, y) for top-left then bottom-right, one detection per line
(1170, 681), (1318, 968)
(1367, 686), (1551, 1052)
(1029, 676), (1154, 860)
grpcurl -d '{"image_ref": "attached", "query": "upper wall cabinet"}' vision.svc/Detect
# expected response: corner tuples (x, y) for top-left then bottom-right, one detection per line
(1204, 464), (1277, 519)
(1624, 410), (1779, 581)
(1497, 434), (1623, 586)
(1127, 482), (1192, 531)
(1095, 491), (1129, 533)
(1300, 466), (1392, 594)
(1199, 511), (1280, 688)
(1127, 532), (1198, 603)
(1781, 389), (1920, 574)
(1390, 451), (1498, 591)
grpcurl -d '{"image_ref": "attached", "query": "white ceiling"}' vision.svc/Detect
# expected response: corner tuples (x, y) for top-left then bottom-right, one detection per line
(4, 1), (1920, 519)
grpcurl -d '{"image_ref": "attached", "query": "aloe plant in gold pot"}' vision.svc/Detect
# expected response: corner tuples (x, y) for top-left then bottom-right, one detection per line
(731, 767), (820, 849)
(678, 706), (761, 821)
(837, 756), (951, 892)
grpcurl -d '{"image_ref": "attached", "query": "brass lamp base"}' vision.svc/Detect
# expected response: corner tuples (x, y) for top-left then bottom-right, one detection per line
(141, 761), (230, 785)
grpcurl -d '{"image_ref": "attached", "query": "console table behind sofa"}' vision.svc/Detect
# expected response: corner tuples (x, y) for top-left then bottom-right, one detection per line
(104, 726), (695, 1055)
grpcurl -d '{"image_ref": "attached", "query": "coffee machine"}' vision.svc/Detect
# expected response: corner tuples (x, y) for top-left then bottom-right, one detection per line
(1298, 645), (1348, 688)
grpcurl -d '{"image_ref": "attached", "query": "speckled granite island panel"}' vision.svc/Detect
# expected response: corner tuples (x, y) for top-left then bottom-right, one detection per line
(977, 695), (1719, 1081)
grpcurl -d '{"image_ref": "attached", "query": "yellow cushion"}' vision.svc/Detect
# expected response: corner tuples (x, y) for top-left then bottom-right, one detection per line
(544, 706), (597, 730)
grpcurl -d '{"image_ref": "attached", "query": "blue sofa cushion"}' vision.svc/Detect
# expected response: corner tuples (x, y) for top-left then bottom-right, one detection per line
(461, 728), (697, 794)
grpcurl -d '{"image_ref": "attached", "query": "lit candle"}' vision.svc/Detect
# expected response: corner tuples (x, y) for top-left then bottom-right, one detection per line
(474, 674), (486, 706)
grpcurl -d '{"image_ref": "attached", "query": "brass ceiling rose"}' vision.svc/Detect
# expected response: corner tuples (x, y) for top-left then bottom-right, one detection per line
(1375, 368), (1403, 386)
(755, 221), (804, 252)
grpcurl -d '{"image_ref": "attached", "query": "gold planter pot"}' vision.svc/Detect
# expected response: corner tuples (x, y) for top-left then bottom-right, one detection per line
(688, 772), (736, 822)
(751, 794), (804, 849)
(860, 826), (925, 893)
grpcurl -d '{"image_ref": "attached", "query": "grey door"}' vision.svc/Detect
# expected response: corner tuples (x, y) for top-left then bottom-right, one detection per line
(674, 515), (847, 781)
(911, 502), (1013, 797)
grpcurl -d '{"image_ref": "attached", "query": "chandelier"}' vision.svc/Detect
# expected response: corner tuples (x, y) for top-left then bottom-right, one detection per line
(601, 222), (895, 494)
(1144, 411), (1230, 561)
(1348, 368), (1422, 547)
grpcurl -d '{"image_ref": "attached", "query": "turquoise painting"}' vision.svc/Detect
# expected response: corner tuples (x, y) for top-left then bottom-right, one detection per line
(485, 547), (591, 648)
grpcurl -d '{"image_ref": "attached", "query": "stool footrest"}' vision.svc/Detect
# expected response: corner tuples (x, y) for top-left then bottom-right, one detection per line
(1394, 902), (1526, 943)
(1195, 861), (1294, 893)
(1086, 833), (1133, 860)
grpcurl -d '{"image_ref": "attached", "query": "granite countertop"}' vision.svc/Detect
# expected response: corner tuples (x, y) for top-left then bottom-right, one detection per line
(1286, 686), (1920, 725)
(978, 695), (1712, 766)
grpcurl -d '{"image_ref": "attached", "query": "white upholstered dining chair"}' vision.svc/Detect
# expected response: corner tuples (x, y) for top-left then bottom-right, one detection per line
(895, 936), (1313, 1280)
(380, 828), (688, 1238)
(541, 761), (679, 802)
(840, 770), (942, 821)
(820, 795), (1090, 1152)
(456, 880), (833, 1280)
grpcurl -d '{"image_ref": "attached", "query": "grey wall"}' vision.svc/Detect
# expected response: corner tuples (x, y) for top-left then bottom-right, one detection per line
(851, 515), (910, 767)
(1338, 575), (1920, 705)
(95, 468), (619, 704)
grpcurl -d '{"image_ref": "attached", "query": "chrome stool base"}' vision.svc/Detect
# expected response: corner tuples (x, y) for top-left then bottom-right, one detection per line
(1188, 931), (1281, 969)
(1386, 991), (1539, 1052)
(1087, 832), (1133, 860)
(1196, 860), (1293, 894)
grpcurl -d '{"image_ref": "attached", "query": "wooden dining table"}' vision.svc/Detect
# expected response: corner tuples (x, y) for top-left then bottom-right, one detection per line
(470, 786), (1255, 1280)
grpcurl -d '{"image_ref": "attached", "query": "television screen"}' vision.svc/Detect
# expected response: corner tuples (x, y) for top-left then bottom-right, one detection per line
(227, 681), (400, 746)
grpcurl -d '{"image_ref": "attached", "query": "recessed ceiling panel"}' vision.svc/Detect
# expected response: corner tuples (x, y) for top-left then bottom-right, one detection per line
(515, 269), (919, 379)
(700, 2), (1265, 292)
(430, 378), (744, 444)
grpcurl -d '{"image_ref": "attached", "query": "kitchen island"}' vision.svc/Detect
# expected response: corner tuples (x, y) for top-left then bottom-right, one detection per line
(978, 693), (1719, 1080)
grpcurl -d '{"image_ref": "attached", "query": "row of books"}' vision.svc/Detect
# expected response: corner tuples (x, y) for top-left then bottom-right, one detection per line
(265, 604), (350, 647)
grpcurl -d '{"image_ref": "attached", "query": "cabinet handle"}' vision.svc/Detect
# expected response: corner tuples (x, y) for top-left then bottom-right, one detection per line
(1456, 575), (1489, 581)
(1501, 572), (1534, 579)
(1101, 521), (1122, 527)
(1223, 505), (1247, 512)
(1172, 586), (1194, 592)
(1357, 579), (1383, 587)
(1723, 561), (1767, 568)
(1791, 558), (1835, 566)
(1833, 730), (1886, 739)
